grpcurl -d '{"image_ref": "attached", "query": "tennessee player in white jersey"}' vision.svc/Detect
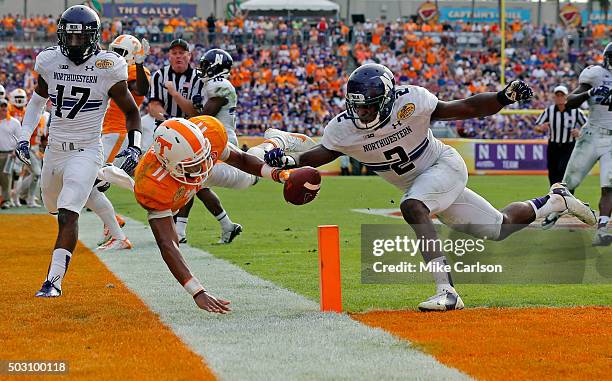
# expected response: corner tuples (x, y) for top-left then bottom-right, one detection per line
(14, 5), (143, 298)
(265, 63), (596, 311)
(543, 43), (612, 246)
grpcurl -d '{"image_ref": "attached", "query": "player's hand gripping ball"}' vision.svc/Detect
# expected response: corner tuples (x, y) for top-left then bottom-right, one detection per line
(281, 167), (321, 205)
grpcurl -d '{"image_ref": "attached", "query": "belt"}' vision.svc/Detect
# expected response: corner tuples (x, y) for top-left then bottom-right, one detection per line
(0, 150), (12, 154)
(600, 128), (612, 136)
(49, 142), (86, 151)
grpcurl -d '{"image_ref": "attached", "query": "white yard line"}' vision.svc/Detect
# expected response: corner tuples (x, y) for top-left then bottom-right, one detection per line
(78, 212), (470, 381)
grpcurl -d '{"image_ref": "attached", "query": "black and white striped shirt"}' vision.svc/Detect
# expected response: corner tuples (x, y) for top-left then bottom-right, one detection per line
(149, 65), (199, 118)
(535, 105), (587, 143)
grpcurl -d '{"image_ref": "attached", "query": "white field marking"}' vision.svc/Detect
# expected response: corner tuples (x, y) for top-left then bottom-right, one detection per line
(77, 212), (470, 381)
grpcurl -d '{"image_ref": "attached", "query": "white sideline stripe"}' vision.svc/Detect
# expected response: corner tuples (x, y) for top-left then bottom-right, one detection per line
(78, 212), (470, 381)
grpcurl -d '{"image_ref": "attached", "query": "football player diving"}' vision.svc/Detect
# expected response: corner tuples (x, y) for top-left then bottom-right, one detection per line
(264, 63), (597, 311)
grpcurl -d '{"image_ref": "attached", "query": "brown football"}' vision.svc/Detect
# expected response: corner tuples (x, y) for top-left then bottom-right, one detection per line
(283, 166), (321, 205)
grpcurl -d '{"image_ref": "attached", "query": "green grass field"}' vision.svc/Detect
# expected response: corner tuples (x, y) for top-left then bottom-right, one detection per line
(106, 175), (611, 312)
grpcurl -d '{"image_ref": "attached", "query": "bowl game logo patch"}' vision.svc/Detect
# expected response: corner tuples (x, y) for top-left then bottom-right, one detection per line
(95, 59), (115, 69)
(397, 103), (415, 120)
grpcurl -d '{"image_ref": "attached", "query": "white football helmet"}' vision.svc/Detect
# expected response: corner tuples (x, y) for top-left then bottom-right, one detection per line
(153, 118), (214, 185)
(0, 84), (5, 99)
(109, 34), (142, 65)
(9, 88), (27, 108)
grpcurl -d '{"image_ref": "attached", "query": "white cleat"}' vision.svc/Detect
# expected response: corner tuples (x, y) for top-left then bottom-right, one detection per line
(27, 200), (41, 208)
(264, 128), (316, 152)
(97, 238), (132, 251)
(218, 223), (242, 244)
(593, 229), (612, 247)
(418, 291), (464, 312)
(549, 183), (597, 226)
(97, 225), (112, 247)
(11, 194), (21, 207)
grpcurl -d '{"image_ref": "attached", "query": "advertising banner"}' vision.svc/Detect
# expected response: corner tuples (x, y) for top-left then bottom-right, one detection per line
(438, 7), (531, 23)
(102, 3), (197, 18)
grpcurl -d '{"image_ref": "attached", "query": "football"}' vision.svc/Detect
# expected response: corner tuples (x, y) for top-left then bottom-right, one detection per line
(283, 167), (321, 205)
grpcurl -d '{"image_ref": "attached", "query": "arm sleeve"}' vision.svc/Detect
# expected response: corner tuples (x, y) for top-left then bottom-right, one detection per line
(149, 70), (164, 103)
(578, 66), (598, 87)
(415, 86), (439, 117)
(535, 107), (549, 125)
(18, 92), (47, 142)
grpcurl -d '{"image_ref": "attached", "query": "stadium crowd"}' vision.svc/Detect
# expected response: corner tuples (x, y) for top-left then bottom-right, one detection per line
(1, 13), (610, 139)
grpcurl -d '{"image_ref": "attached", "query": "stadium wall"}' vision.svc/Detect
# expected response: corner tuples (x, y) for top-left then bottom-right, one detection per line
(238, 137), (600, 176)
(0, 0), (600, 25)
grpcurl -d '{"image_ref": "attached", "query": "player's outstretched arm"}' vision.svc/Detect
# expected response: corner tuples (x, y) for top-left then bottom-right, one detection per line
(15, 77), (50, 165)
(431, 80), (533, 121)
(148, 216), (231, 314)
(110, 80), (143, 174)
(566, 84), (593, 109)
(134, 63), (150, 96)
(265, 144), (341, 169)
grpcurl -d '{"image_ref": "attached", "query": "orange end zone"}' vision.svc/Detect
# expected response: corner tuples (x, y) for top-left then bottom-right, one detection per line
(353, 307), (612, 381)
(0, 215), (216, 380)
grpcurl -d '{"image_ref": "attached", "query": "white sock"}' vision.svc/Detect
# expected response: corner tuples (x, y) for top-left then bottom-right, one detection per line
(47, 248), (72, 290)
(429, 256), (456, 294)
(215, 211), (234, 231)
(86, 189), (126, 240)
(528, 194), (565, 219)
(176, 217), (188, 238)
(27, 175), (40, 201)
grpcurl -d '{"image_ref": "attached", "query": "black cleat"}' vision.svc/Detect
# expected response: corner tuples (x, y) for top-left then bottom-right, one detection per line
(219, 223), (242, 244)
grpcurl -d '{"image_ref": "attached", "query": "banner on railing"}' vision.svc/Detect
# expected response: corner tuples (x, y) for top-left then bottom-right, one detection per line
(438, 7), (531, 23)
(102, 3), (197, 18)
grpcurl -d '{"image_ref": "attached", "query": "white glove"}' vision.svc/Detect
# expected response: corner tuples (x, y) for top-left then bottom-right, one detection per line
(134, 38), (150, 65)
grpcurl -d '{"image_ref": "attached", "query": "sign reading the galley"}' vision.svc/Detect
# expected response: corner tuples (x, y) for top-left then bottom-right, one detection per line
(102, 3), (197, 18)
(417, 1), (439, 23)
(559, 4), (582, 27)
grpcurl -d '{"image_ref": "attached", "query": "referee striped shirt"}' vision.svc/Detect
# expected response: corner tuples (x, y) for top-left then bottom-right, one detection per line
(149, 65), (199, 118)
(535, 105), (587, 143)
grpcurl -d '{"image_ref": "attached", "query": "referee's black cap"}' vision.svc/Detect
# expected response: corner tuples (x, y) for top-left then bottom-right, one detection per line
(169, 38), (190, 52)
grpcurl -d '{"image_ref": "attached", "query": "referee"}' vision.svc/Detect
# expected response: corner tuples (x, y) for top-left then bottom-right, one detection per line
(147, 38), (241, 245)
(535, 85), (587, 185)
(148, 39), (199, 121)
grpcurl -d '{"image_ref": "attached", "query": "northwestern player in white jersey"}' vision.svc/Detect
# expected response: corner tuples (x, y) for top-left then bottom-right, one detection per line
(542, 43), (612, 246)
(14, 5), (143, 298)
(165, 48), (244, 244)
(265, 63), (596, 311)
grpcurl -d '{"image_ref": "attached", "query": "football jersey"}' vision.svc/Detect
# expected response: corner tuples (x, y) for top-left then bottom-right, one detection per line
(133, 117), (229, 215)
(9, 104), (46, 146)
(192, 77), (237, 143)
(320, 85), (446, 190)
(102, 64), (151, 134)
(7, 104), (25, 122)
(34, 46), (128, 144)
(578, 65), (612, 130)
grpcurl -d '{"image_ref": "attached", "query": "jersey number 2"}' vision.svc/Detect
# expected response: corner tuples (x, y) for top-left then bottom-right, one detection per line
(384, 146), (415, 175)
(55, 84), (91, 119)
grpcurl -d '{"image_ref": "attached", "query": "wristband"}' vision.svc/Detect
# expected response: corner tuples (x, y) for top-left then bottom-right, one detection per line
(183, 276), (205, 297)
(496, 90), (514, 106)
(127, 129), (142, 150)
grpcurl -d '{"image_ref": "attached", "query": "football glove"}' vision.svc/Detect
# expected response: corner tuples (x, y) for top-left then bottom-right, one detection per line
(589, 85), (610, 98)
(264, 148), (296, 168)
(93, 178), (111, 192)
(497, 80), (534, 105)
(14, 140), (31, 166)
(134, 38), (150, 65)
(116, 146), (141, 176)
